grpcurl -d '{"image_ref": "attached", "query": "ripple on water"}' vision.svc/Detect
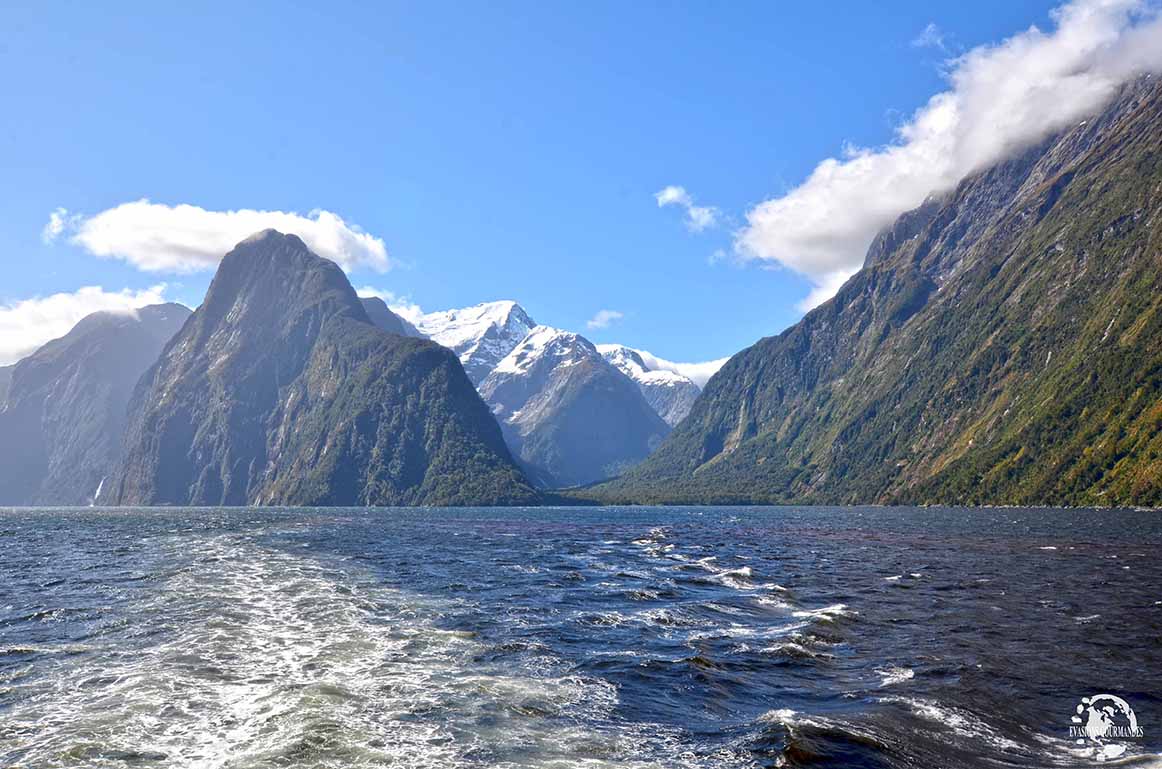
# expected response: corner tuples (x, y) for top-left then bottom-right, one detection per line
(1, 506), (1160, 769)
(1, 529), (759, 769)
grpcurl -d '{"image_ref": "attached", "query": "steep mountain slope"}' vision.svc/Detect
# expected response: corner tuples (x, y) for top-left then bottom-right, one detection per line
(359, 296), (423, 337)
(590, 76), (1162, 506)
(0, 304), (191, 505)
(415, 301), (536, 384)
(0, 365), (12, 409)
(598, 344), (701, 426)
(104, 230), (539, 507)
(480, 327), (670, 487)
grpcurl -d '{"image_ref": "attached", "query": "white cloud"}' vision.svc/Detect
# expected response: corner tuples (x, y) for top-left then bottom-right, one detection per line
(586, 309), (624, 330)
(655, 185), (719, 232)
(0, 285), (171, 365)
(42, 207), (79, 244)
(355, 286), (424, 324)
(912, 22), (947, 50)
(796, 267), (859, 313)
(47, 200), (391, 274)
(627, 347), (728, 388)
(737, 0), (1162, 309)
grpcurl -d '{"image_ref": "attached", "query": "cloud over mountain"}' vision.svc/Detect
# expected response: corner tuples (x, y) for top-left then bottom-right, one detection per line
(0, 284), (171, 365)
(45, 200), (390, 274)
(626, 347), (728, 388)
(737, 0), (1162, 310)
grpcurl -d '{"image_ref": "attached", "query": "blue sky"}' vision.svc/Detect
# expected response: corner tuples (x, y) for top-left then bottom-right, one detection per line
(0, 0), (1090, 364)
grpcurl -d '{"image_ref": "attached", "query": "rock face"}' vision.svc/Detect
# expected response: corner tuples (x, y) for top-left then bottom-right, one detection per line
(480, 327), (670, 487)
(359, 296), (423, 337)
(415, 301), (536, 384)
(598, 344), (701, 426)
(0, 304), (191, 505)
(590, 76), (1162, 507)
(104, 230), (539, 507)
(0, 365), (12, 409)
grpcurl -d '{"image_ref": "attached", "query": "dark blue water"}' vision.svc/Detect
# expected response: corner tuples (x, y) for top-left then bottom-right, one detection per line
(1, 506), (1160, 768)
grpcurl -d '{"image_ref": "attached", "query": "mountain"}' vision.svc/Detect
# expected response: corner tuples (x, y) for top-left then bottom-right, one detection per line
(480, 326), (670, 487)
(359, 296), (423, 337)
(0, 304), (191, 505)
(588, 75), (1162, 507)
(598, 344), (701, 426)
(0, 365), (12, 409)
(103, 230), (539, 507)
(414, 301), (536, 384)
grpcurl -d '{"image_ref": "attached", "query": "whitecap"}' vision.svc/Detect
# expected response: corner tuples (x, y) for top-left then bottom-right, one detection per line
(792, 603), (856, 622)
(876, 666), (915, 687)
(882, 696), (1023, 751)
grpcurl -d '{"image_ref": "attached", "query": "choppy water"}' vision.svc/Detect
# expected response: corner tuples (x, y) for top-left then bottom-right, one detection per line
(0, 506), (1160, 769)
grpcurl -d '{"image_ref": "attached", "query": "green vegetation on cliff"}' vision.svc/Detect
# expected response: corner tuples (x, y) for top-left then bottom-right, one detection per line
(106, 230), (539, 507)
(587, 76), (1162, 507)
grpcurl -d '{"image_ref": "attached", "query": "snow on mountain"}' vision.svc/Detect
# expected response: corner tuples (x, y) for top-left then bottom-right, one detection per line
(483, 326), (602, 421)
(414, 301), (536, 384)
(597, 344), (703, 426)
(491, 325), (591, 378)
(480, 326), (670, 488)
(407, 297), (721, 448)
(610, 347), (729, 388)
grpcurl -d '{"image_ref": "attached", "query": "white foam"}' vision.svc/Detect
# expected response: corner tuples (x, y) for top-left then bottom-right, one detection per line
(877, 667), (915, 687)
(4, 533), (753, 769)
(882, 696), (1023, 751)
(792, 603), (856, 621)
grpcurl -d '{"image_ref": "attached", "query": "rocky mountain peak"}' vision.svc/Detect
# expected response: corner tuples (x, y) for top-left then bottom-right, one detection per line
(104, 233), (538, 507)
(479, 326), (670, 488)
(415, 300), (537, 384)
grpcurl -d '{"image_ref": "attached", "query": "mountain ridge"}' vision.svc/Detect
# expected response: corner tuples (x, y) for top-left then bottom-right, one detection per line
(104, 230), (540, 507)
(480, 326), (670, 487)
(359, 296), (424, 337)
(414, 300), (536, 384)
(0, 303), (192, 505)
(598, 343), (701, 426)
(584, 75), (1162, 507)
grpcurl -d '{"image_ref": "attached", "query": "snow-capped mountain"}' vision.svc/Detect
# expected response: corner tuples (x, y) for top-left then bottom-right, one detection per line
(414, 301), (536, 384)
(597, 344), (702, 426)
(480, 326), (670, 488)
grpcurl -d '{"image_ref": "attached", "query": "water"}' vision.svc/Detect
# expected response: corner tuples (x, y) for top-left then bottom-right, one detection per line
(1, 506), (1159, 769)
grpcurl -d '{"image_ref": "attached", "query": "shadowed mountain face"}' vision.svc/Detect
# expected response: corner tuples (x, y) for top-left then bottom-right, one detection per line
(0, 304), (191, 505)
(104, 230), (539, 507)
(0, 365), (12, 409)
(359, 296), (423, 337)
(590, 76), (1162, 507)
(480, 327), (670, 488)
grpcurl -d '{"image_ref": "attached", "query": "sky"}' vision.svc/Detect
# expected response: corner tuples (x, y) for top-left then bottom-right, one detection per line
(3, 0), (1160, 367)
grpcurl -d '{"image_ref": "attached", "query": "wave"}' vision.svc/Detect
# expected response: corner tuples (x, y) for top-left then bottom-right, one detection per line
(2, 530), (760, 769)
